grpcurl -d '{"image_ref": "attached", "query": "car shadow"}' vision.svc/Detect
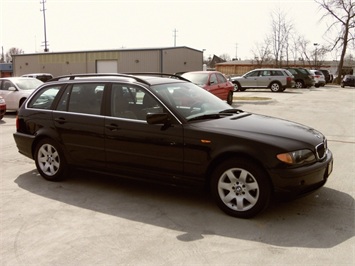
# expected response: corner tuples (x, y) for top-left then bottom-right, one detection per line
(15, 169), (354, 248)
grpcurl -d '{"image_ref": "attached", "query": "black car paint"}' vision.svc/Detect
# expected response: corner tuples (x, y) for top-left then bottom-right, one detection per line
(13, 75), (333, 217)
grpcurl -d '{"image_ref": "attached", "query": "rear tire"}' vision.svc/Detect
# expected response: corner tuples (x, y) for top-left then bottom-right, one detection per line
(295, 81), (304, 88)
(210, 158), (271, 218)
(270, 82), (282, 92)
(227, 91), (233, 105)
(34, 138), (68, 181)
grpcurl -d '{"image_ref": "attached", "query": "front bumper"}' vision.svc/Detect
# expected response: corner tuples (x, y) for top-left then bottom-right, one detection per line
(269, 150), (333, 196)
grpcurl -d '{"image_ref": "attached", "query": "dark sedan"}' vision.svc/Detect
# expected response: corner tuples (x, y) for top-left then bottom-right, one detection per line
(13, 73), (333, 218)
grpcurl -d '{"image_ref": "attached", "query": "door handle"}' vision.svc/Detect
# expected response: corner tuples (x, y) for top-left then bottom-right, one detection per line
(105, 124), (120, 131)
(54, 117), (67, 124)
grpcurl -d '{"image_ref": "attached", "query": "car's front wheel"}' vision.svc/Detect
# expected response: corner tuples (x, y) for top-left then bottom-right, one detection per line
(34, 138), (68, 181)
(210, 158), (271, 218)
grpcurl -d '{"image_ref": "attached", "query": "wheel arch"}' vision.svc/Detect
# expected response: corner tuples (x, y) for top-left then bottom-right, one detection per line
(205, 151), (274, 191)
(31, 129), (67, 160)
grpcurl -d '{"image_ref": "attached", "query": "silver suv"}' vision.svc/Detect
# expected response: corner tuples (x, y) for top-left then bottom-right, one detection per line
(231, 68), (295, 92)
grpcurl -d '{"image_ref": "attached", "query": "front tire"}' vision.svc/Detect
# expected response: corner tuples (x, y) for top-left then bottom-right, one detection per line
(34, 138), (68, 181)
(210, 158), (271, 218)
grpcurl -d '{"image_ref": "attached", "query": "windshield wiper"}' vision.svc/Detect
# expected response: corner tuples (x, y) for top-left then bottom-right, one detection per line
(187, 114), (222, 122)
(219, 108), (244, 114)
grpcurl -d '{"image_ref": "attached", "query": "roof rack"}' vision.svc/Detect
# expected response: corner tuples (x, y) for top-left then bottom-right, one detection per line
(123, 72), (191, 82)
(48, 73), (151, 85)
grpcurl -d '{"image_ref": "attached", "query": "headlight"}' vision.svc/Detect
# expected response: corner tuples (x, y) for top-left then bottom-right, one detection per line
(0, 98), (5, 104)
(277, 149), (316, 165)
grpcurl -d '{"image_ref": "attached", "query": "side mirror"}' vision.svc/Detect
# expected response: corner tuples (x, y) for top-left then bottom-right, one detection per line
(8, 87), (17, 91)
(146, 113), (170, 125)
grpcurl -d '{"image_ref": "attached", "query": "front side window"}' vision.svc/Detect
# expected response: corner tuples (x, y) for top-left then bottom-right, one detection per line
(246, 71), (259, 77)
(28, 86), (61, 109)
(111, 84), (163, 120)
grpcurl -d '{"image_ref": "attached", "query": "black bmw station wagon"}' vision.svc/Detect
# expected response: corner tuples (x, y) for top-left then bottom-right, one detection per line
(13, 73), (333, 218)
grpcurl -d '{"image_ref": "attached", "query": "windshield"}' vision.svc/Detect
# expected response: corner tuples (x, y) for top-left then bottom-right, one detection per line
(151, 82), (232, 121)
(181, 73), (208, 85)
(13, 78), (43, 90)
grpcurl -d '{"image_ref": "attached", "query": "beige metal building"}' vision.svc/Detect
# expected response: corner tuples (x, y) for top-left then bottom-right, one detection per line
(12, 46), (203, 77)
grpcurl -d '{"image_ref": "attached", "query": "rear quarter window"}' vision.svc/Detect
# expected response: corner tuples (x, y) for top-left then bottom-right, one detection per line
(27, 86), (61, 109)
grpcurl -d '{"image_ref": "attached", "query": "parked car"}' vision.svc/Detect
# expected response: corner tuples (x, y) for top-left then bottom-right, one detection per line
(21, 73), (54, 82)
(0, 96), (6, 120)
(284, 67), (315, 88)
(181, 71), (234, 104)
(231, 68), (295, 92)
(319, 69), (332, 83)
(13, 73), (333, 218)
(341, 75), (355, 88)
(309, 70), (326, 87)
(0, 77), (43, 111)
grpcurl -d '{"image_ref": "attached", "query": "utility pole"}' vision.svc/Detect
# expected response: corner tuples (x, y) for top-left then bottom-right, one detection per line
(40, 0), (49, 52)
(235, 43), (238, 60)
(173, 29), (178, 47)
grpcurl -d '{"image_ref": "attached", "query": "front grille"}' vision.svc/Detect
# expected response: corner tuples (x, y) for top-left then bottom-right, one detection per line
(316, 139), (327, 160)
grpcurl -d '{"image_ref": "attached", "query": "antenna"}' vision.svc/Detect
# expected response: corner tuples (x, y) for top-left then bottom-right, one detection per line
(40, 0), (49, 52)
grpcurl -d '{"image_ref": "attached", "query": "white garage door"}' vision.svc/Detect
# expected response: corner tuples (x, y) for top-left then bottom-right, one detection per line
(96, 60), (118, 73)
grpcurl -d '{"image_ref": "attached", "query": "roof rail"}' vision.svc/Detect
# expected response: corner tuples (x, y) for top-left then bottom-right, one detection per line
(48, 73), (151, 85)
(123, 72), (191, 82)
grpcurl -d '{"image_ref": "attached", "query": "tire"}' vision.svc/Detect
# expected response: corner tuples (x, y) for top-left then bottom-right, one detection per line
(270, 82), (282, 92)
(210, 158), (271, 218)
(233, 83), (241, 92)
(295, 81), (304, 89)
(34, 138), (68, 181)
(0, 115), (3, 120)
(227, 91), (233, 105)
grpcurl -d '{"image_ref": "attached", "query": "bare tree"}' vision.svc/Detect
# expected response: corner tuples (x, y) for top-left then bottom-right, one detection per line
(251, 38), (273, 67)
(269, 9), (294, 67)
(5, 47), (24, 63)
(315, 0), (355, 83)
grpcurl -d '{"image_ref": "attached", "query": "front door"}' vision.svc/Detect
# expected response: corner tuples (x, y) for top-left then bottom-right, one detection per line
(104, 83), (184, 181)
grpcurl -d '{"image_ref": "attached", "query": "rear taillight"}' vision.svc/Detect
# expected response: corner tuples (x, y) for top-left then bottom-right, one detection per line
(16, 115), (19, 131)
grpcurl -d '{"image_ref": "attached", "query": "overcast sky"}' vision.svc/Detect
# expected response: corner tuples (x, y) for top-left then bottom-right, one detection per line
(1, 0), (337, 60)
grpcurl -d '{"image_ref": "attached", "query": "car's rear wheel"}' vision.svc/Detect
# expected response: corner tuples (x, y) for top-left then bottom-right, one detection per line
(34, 138), (68, 181)
(270, 82), (283, 92)
(295, 80), (304, 88)
(227, 91), (233, 105)
(210, 158), (271, 218)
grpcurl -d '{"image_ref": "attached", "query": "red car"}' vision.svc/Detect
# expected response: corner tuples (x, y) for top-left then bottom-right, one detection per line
(181, 71), (234, 105)
(0, 96), (6, 120)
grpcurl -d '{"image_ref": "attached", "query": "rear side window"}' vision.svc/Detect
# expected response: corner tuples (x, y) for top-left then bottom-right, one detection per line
(57, 83), (104, 115)
(28, 86), (61, 109)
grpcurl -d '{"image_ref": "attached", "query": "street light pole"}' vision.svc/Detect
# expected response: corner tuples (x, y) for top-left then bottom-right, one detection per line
(313, 43), (319, 68)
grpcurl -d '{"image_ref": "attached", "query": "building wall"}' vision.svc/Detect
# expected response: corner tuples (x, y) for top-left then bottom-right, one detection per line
(12, 47), (203, 77)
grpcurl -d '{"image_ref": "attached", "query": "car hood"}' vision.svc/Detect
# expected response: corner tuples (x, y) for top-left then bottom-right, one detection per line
(192, 112), (325, 148)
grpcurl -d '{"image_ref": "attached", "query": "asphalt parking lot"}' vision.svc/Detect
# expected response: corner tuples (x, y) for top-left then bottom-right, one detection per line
(1, 85), (354, 265)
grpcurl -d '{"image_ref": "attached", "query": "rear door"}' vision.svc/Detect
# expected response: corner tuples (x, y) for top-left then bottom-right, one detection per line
(257, 70), (272, 87)
(52, 82), (106, 169)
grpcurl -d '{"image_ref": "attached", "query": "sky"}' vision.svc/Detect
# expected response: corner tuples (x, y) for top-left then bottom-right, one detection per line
(0, 0), (339, 60)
